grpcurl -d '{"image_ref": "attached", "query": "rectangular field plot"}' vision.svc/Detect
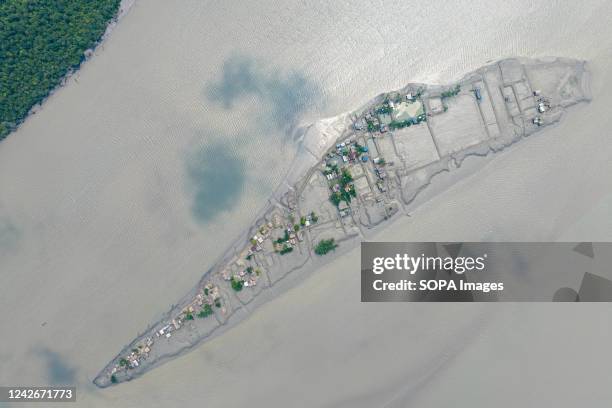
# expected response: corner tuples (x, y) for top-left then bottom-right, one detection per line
(429, 94), (488, 157)
(474, 81), (497, 125)
(502, 86), (521, 117)
(514, 80), (535, 112)
(375, 136), (401, 164)
(393, 125), (440, 170)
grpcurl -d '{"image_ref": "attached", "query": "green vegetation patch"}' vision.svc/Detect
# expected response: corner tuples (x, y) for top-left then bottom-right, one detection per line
(355, 143), (368, 154)
(340, 168), (353, 186)
(0, 0), (122, 140)
(314, 239), (338, 256)
(375, 105), (392, 115)
(279, 245), (293, 255)
(275, 229), (291, 244)
(366, 120), (376, 132)
(441, 84), (461, 99)
(197, 304), (213, 318)
(329, 168), (356, 207)
(389, 114), (427, 130)
(230, 277), (244, 292)
(330, 191), (342, 207)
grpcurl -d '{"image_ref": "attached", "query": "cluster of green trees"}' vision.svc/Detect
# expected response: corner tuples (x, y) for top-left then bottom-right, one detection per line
(314, 239), (338, 256)
(272, 228), (295, 255)
(441, 84), (461, 99)
(230, 276), (244, 291)
(375, 104), (392, 115)
(0, 0), (121, 140)
(330, 168), (356, 206)
(367, 121), (378, 132)
(197, 304), (213, 318)
(355, 143), (368, 154)
(298, 212), (319, 226)
(275, 229), (291, 244)
(389, 115), (426, 130)
(279, 245), (293, 255)
(340, 168), (353, 186)
(330, 186), (356, 206)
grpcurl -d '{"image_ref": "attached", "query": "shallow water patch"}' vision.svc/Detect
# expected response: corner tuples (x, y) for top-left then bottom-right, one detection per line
(186, 142), (246, 223)
(35, 348), (77, 386)
(206, 54), (323, 132)
(0, 217), (20, 254)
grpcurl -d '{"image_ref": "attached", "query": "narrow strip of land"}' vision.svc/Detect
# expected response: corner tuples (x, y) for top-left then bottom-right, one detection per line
(95, 57), (591, 387)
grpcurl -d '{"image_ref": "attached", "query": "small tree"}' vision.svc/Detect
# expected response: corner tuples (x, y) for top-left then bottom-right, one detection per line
(311, 211), (318, 223)
(231, 277), (244, 292)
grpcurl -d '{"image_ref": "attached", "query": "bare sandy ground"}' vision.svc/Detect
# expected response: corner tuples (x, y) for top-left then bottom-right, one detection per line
(1, 0), (612, 407)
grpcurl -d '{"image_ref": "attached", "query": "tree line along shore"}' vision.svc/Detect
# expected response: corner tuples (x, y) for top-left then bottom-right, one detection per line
(0, 0), (122, 140)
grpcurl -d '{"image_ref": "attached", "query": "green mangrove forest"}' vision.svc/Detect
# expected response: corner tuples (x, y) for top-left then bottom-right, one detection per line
(0, 0), (121, 140)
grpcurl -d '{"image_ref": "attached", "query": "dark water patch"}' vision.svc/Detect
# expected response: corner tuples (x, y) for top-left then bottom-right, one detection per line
(206, 56), (259, 109)
(186, 142), (246, 223)
(0, 217), (20, 254)
(35, 348), (77, 385)
(206, 55), (323, 131)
